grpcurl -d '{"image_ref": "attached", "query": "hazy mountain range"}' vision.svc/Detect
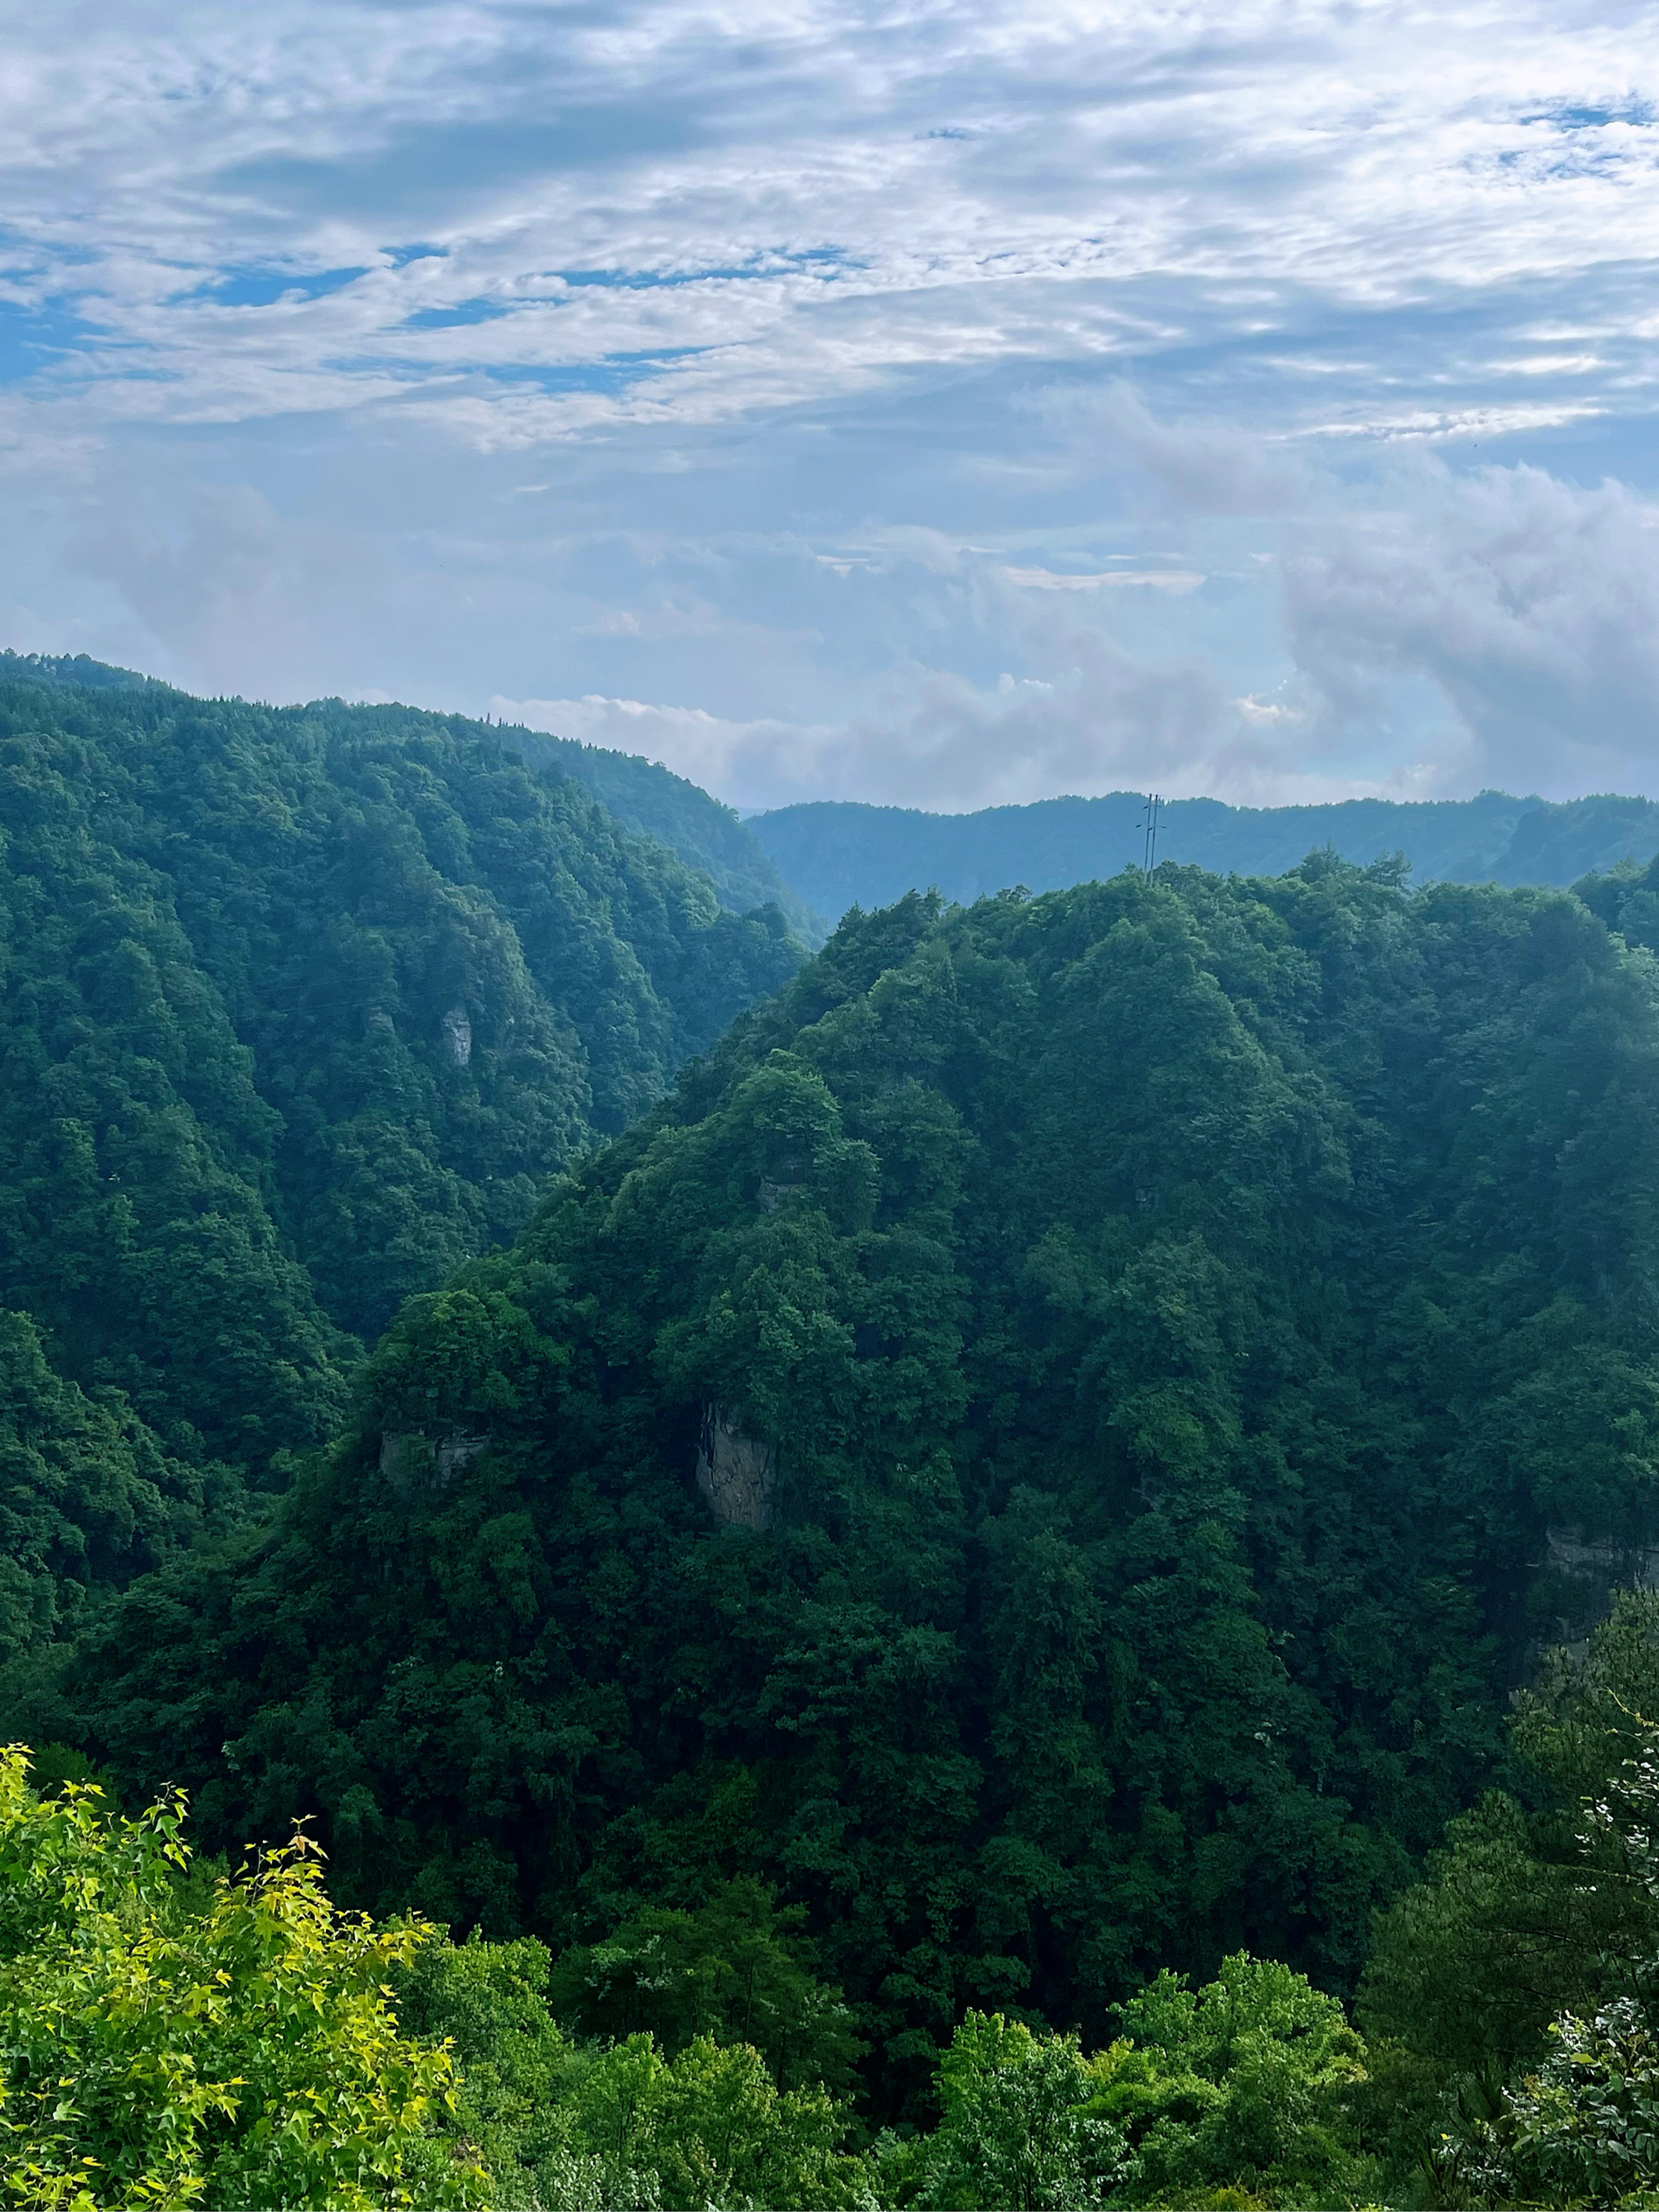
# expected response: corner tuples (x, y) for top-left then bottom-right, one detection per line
(26, 655), (1659, 934)
(746, 790), (1659, 923)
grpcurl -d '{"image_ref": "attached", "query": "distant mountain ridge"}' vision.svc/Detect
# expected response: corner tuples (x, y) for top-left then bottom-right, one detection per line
(747, 790), (1659, 921)
(0, 649), (166, 695)
(0, 654), (825, 941)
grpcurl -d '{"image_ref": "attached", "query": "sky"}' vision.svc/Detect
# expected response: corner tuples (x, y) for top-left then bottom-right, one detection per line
(2, 0), (1659, 813)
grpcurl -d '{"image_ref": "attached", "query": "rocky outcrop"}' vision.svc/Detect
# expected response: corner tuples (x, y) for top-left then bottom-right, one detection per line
(757, 1154), (805, 1213)
(436, 1428), (491, 1480)
(378, 1432), (429, 1488)
(695, 1406), (776, 1529)
(441, 1004), (473, 1067)
(1544, 1524), (1659, 1626)
(379, 1427), (493, 1494)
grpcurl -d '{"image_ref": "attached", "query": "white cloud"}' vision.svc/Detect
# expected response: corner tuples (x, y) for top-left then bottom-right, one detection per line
(0, 0), (1657, 443)
(1001, 565), (1206, 592)
(499, 626), (1266, 813)
(0, 0), (1657, 813)
(1282, 459), (1659, 796)
(489, 451), (1659, 812)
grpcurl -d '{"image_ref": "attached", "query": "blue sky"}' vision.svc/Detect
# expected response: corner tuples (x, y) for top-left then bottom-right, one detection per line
(2, 0), (1658, 809)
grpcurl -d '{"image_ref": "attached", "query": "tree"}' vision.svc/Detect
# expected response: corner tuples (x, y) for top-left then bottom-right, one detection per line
(0, 1748), (482, 2209)
(1095, 1952), (1372, 2206)
(1358, 1597), (1659, 2136)
(545, 1878), (864, 2093)
(1484, 1709), (1659, 2205)
(898, 2010), (1129, 2211)
(397, 1928), (872, 2210)
(1355, 1596), (1659, 2199)
(1502, 1996), (1659, 2205)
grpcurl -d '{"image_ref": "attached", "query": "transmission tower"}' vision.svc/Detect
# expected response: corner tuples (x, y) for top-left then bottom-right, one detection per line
(1141, 792), (1162, 876)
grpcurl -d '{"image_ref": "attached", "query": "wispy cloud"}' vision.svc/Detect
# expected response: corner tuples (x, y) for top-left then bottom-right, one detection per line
(2, 0), (1657, 436)
(1, 0), (1657, 808)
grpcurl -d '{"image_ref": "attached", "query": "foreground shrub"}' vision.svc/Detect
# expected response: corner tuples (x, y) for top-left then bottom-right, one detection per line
(0, 1746), (483, 2208)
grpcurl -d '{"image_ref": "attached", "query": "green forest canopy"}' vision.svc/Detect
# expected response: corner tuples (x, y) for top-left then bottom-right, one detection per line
(16, 654), (1659, 2191)
(18, 1583), (1659, 2207)
(2, 649), (820, 937)
(0, 1742), (1384, 2207)
(0, 659), (800, 1657)
(41, 849), (1659, 2141)
(505, 722), (822, 943)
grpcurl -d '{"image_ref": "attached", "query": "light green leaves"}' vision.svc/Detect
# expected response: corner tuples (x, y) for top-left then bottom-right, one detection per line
(0, 1748), (484, 2210)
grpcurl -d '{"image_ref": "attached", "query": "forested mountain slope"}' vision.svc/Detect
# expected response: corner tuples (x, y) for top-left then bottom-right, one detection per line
(508, 727), (824, 942)
(0, 652), (821, 938)
(0, 665), (800, 1641)
(752, 789), (1659, 921)
(56, 855), (1659, 2116)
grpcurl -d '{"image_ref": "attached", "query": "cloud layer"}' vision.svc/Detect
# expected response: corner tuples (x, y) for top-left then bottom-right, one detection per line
(3, 0), (1659, 807)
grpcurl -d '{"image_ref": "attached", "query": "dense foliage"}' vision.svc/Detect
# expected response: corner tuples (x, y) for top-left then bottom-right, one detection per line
(0, 1748), (483, 2209)
(0, 1310), (234, 1673)
(400, 1932), (872, 2211)
(2, 1746), (1392, 2209)
(0, 664), (797, 1540)
(12, 672), (1659, 2197)
(0, 651), (818, 937)
(32, 1628), (1659, 2211)
(40, 853), (1659, 2150)
(508, 724), (823, 944)
(751, 788), (1659, 921)
(1576, 843), (1659, 959)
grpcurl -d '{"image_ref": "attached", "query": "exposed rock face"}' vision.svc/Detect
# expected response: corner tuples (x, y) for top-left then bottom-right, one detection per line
(757, 1154), (805, 1213)
(379, 1431), (431, 1489)
(379, 1427), (492, 1493)
(1545, 1524), (1659, 1630)
(696, 1405), (776, 1530)
(441, 1004), (473, 1067)
(436, 1428), (491, 1480)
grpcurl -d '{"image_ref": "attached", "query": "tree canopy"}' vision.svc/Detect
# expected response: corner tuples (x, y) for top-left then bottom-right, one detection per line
(41, 853), (1659, 2132)
(22, 652), (1659, 2196)
(0, 664), (800, 1659)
